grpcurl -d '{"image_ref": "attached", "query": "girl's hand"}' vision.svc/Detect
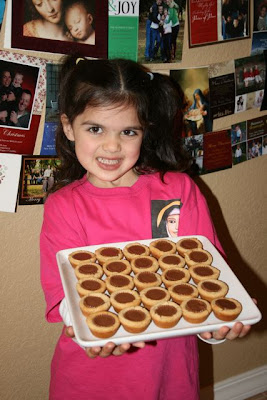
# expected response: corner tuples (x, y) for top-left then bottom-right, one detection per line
(200, 298), (257, 342)
(65, 326), (145, 358)
(200, 321), (251, 341)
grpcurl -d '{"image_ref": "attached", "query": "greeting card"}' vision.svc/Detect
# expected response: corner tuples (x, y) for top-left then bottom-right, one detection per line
(0, 153), (21, 213)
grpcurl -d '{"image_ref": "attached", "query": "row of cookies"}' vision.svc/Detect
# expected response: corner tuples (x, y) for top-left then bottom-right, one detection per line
(68, 237), (209, 269)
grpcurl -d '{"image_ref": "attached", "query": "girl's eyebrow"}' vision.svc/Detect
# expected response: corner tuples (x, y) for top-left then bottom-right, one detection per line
(81, 120), (143, 130)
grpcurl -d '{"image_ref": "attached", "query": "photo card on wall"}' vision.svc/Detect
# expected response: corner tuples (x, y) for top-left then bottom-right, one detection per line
(0, 152), (22, 213)
(0, 53), (45, 155)
(170, 67), (213, 136)
(137, 0), (185, 64)
(188, 0), (250, 47)
(234, 53), (265, 112)
(10, 0), (108, 58)
(19, 156), (61, 205)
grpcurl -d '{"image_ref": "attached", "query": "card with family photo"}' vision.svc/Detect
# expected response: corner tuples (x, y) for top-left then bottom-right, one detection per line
(188, 0), (250, 47)
(0, 56), (43, 155)
(19, 156), (61, 205)
(138, 0), (185, 64)
(9, 0), (108, 58)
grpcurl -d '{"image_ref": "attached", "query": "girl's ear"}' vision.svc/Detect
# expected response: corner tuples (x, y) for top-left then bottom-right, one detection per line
(61, 114), (75, 141)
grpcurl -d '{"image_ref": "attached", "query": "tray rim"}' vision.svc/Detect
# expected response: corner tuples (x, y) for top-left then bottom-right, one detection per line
(56, 235), (262, 347)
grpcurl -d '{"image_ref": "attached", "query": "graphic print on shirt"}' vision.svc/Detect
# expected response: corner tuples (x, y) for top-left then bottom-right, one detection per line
(151, 199), (182, 238)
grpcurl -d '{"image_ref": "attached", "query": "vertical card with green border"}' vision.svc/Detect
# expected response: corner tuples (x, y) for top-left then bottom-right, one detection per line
(108, 0), (140, 60)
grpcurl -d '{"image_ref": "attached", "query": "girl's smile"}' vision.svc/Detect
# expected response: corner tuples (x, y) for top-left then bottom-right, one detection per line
(61, 104), (143, 188)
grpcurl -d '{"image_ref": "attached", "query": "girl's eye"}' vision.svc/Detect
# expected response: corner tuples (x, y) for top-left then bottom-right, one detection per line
(89, 126), (102, 134)
(121, 130), (136, 136)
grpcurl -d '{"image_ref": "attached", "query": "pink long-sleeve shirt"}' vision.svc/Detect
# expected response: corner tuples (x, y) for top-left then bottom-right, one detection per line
(40, 172), (223, 400)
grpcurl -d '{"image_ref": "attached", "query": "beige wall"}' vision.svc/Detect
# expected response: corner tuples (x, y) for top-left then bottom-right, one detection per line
(0, 3), (267, 400)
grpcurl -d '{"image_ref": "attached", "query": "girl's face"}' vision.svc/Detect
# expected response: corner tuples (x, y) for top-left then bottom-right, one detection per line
(62, 104), (143, 188)
(32, 0), (62, 24)
(166, 214), (179, 237)
(65, 4), (93, 40)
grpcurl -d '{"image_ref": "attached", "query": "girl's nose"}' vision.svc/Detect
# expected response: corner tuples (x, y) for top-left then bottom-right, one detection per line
(102, 135), (121, 152)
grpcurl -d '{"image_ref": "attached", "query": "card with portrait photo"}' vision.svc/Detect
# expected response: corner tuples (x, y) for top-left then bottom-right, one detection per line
(10, 0), (108, 58)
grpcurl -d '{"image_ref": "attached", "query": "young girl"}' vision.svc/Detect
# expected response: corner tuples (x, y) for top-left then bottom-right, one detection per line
(40, 56), (252, 399)
(64, 0), (95, 45)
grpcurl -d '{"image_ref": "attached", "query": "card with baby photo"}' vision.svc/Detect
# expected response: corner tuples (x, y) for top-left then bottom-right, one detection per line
(170, 67), (213, 136)
(0, 153), (22, 213)
(137, 0), (185, 64)
(19, 156), (61, 205)
(188, 0), (250, 47)
(9, 0), (108, 58)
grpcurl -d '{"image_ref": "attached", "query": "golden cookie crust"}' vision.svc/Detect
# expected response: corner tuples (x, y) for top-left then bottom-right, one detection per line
(176, 237), (203, 257)
(86, 311), (120, 338)
(118, 306), (151, 333)
(68, 250), (96, 268)
(197, 279), (229, 302)
(150, 301), (182, 328)
(181, 298), (212, 323)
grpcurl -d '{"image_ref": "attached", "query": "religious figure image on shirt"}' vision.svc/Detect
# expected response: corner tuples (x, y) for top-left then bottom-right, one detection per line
(151, 199), (182, 238)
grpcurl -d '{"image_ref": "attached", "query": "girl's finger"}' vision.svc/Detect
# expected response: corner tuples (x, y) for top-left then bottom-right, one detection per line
(224, 322), (244, 340)
(131, 341), (146, 348)
(112, 343), (131, 356)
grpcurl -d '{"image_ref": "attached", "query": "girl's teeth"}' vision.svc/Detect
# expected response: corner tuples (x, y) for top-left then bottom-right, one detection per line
(98, 158), (119, 165)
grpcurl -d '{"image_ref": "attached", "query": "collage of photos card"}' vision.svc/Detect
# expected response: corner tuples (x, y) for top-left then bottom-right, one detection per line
(231, 116), (267, 165)
(138, 0), (185, 64)
(188, 0), (250, 47)
(10, 0), (108, 58)
(19, 156), (61, 205)
(235, 53), (265, 112)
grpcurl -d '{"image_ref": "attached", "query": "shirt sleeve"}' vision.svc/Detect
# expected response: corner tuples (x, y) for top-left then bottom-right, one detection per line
(40, 190), (87, 323)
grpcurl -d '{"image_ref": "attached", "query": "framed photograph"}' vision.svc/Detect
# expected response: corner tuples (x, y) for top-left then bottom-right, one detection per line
(19, 156), (61, 205)
(11, 0), (108, 58)
(188, 0), (250, 48)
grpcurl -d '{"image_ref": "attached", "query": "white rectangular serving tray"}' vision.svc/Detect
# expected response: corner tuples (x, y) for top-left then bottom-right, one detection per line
(56, 235), (262, 348)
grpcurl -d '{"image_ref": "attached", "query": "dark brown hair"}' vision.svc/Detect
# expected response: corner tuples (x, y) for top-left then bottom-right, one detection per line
(51, 55), (191, 193)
